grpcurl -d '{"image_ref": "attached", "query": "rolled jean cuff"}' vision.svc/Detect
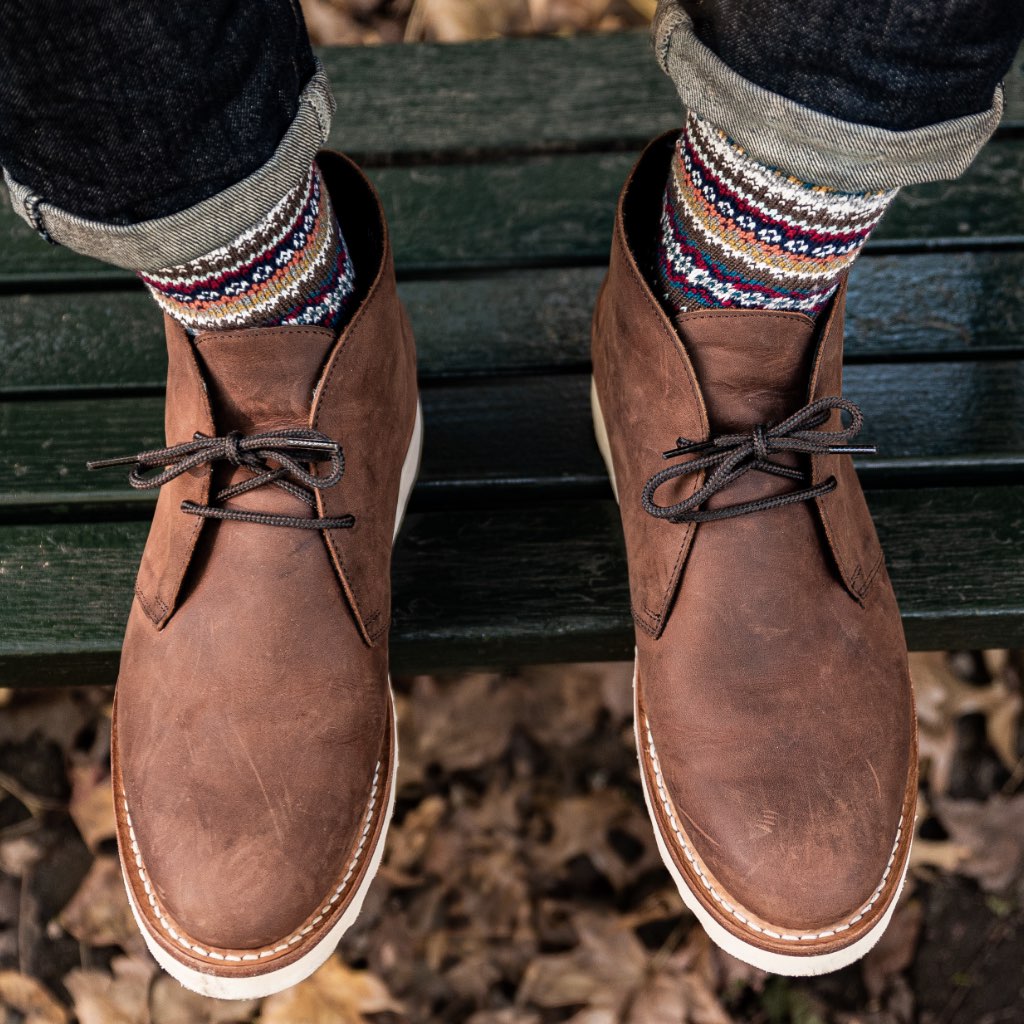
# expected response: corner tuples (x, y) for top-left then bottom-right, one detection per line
(2, 62), (336, 272)
(652, 0), (1004, 191)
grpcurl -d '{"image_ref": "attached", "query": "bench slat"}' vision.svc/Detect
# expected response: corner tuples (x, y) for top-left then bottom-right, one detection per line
(3, 250), (1024, 395)
(2, 142), (1022, 285)
(323, 34), (680, 159)
(1, 485), (1022, 685)
(322, 36), (1024, 158)
(3, 359), (1023, 517)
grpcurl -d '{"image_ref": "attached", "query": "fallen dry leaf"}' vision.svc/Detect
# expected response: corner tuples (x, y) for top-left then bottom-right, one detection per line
(909, 837), (969, 874)
(397, 673), (517, 786)
(519, 912), (731, 1024)
(0, 834), (44, 877)
(520, 913), (643, 1009)
(0, 689), (107, 751)
(64, 957), (155, 1024)
(257, 956), (402, 1024)
(150, 973), (258, 1023)
(58, 855), (147, 958)
(529, 0), (613, 35)
(0, 970), (68, 1024)
(68, 760), (116, 853)
(862, 896), (923, 1000)
(512, 662), (633, 748)
(910, 652), (1022, 794)
(934, 794), (1024, 895)
(386, 794), (446, 876)
(406, 0), (530, 41)
(533, 790), (657, 890)
(466, 1011), (541, 1024)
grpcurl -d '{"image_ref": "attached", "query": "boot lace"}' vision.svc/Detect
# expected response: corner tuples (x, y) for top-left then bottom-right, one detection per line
(87, 428), (354, 529)
(641, 396), (875, 524)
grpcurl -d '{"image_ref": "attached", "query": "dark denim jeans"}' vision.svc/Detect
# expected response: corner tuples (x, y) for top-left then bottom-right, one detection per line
(1, 0), (1022, 232)
(655, 0), (1023, 190)
(682, 0), (1024, 131)
(0, 0), (317, 223)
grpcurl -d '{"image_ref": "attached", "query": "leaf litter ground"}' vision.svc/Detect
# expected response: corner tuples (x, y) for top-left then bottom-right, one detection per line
(0, 654), (1020, 1023)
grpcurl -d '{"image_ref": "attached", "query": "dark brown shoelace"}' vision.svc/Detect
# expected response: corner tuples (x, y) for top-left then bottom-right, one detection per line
(641, 396), (875, 523)
(87, 428), (355, 530)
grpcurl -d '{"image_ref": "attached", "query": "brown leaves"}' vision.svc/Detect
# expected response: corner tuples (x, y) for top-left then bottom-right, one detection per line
(257, 958), (401, 1023)
(862, 892), (924, 1001)
(0, 971), (68, 1024)
(933, 794), (1024, 896)
(0, 645), (1019, 1021)
(65, 957), (154, 1024)
(535, 790), (658, 890)
(910, 651), (1021, 795)
(67, 758), (116, 853)
(520, 915), (731, 1024)
(299, 0), (650, 45)
(59, 856), (148, 959)
(150, 974), (258, 1024)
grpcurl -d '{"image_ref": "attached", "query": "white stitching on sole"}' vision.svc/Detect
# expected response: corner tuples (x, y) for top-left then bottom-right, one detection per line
(122, 761), (381, 962)
(644, 716), (903, 943)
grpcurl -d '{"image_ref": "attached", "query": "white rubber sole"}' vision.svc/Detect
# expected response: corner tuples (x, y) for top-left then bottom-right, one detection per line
(590, 378), (618, 503)
(592, 378), (910, 975)
(122, 401), (423, 1000)
(394, 401), (424, 543)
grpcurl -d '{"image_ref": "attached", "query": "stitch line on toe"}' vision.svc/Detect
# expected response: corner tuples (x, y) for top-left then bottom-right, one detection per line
(122, 761), (381, 961)
(644, 718), (903, 942)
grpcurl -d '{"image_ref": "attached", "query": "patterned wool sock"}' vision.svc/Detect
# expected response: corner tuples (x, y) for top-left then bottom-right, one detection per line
(139, 162), (356, 333)
(657, 112), (898, 317)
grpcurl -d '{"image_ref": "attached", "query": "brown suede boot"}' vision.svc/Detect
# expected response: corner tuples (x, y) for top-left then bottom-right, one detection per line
(98, 152), (421, 998)
(591, 134), (916, 975)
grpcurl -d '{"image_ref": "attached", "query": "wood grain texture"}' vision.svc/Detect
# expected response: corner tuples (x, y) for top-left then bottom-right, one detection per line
(321, 33), (680, 160)
(4, 359), (1023, 517)
(321, 35), (1024, 157)
(2, 486), (1022, 686)
(1006, 45), (1024, 128)
(3, 250), (1023, 395)
(2, 141), (1022, 284)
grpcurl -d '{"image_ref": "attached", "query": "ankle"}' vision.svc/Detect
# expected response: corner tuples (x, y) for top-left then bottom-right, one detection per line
(139, 162), (356, 334)
(657, 113), (897, 319)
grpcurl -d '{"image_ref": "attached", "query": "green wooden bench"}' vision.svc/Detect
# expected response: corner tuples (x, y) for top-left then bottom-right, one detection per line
(2, 32), (1023, 686)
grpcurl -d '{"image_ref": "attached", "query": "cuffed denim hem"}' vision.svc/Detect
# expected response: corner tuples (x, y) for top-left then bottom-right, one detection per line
(2, 62), (336, 272)
(652, 0), (1004, 191)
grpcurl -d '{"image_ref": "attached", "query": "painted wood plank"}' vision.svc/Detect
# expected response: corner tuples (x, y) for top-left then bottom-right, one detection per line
(3, 249), (1023, 395)
(322, 34), (1024, 157)
(4, 359), (1023, 518)
(2, 140), (1022, 285)
(1007, 46), (1024, 128)
(1, 485), (1022, 685)
(322, 33), (680, 160)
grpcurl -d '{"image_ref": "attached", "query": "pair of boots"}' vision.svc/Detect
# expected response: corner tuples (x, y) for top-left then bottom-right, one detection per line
(102, 141), (915, 999)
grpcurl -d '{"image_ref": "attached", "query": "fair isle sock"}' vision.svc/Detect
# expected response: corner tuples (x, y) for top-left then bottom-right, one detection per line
(657, 112), (898, 318)
(139, 163), (356, 333)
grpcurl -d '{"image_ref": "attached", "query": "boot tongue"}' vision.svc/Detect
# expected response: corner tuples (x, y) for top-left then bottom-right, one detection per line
(188, 325), (338, 519)
(191, 325), (337, 434)
(673, 309), (818, 433)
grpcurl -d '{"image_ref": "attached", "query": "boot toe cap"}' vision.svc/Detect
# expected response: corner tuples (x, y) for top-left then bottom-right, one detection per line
(642, 711), (912, 935)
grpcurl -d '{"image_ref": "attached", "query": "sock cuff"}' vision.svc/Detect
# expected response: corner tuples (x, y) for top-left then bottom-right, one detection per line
(658, 117), (898, 315)
(141, 162), (356, 333)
